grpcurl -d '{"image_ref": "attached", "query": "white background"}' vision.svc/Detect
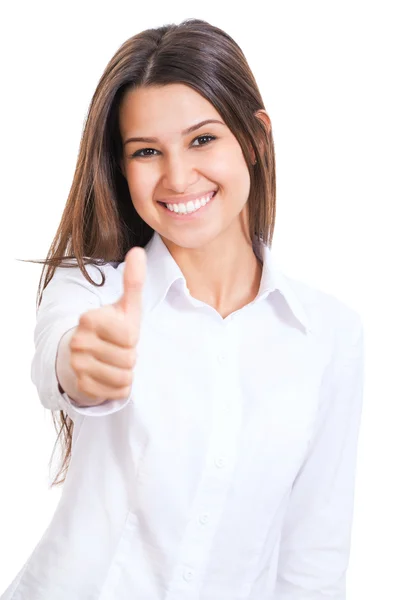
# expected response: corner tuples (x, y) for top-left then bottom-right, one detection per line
(0, 1), (398, 597)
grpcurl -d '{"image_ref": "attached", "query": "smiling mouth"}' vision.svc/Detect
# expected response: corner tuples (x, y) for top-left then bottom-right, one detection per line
(157, 190), (217, 216)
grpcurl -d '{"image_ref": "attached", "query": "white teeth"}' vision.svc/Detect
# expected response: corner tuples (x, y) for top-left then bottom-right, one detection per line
(166, 191), (215, 214)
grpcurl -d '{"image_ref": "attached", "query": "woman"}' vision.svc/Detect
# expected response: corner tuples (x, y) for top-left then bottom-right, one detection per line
(1, 17), (364, 600)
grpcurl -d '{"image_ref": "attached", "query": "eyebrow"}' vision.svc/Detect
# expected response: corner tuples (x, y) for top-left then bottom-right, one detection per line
(123, 119), (226, 145)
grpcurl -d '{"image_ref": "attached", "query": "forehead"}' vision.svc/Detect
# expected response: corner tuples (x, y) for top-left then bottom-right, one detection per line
(119, 83), (221, 136)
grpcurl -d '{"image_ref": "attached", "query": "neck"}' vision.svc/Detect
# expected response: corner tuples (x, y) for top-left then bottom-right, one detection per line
(160, 226), (263, 319)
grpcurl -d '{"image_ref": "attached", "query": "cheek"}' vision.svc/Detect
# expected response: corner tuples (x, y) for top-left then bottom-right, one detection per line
(125, 167), (154, 197)
(125, 171), (158, 217)
(208, 147), (244, 177)
(223, 160), (251, 205)
(214, 146), (251, 188)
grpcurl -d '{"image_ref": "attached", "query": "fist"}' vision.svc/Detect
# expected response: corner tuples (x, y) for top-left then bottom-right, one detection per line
(68, 246), (147, 404)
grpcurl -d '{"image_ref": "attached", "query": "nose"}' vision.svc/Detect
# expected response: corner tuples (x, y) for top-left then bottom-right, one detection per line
(162, 153), (196, 193)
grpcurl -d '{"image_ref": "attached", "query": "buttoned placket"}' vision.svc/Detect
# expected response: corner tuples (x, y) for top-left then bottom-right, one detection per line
(165, 313), (242, 599)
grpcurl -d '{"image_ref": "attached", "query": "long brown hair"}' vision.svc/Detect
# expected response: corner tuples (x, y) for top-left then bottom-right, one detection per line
(21, 18), (276, 487)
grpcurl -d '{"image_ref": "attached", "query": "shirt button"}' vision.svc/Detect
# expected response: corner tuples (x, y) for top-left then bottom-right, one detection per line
(199, 513), (209, 525)
(183, 569), (194, 582)
(215, 456), (226, 468)
(217, 353), (226, 364)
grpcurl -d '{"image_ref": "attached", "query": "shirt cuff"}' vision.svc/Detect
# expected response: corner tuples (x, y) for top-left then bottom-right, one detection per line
(57, 382), (133, 417)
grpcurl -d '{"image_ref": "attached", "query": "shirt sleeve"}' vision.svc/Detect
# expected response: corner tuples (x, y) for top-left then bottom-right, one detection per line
(274, 306), (365, 600)
(30, 262), (132, 420)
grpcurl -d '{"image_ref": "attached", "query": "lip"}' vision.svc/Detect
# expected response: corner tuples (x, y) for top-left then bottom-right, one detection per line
(157, 190), (218, 219)
(156, 189), (218, 205)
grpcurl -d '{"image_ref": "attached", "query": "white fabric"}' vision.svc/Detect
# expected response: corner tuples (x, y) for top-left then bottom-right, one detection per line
(1, 232), (364, 600)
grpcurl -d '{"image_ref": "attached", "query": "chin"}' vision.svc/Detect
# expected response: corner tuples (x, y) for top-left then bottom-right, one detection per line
(159, 225), (228, 252)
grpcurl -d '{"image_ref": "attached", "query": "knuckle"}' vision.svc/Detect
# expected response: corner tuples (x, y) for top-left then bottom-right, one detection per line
(119, 370), (132, 387)
(69, 354), (81, 373)
(78, 309), (97, 329)
(123, 333), (133, 347)
(113, 385), (132, 399)
(103, 386), (131, 400)
(76, 375), (90, 396)
(124, 327), (137, 347)
(78, 312), (90, 327)
(70, 333), (85, 351)
(122, 385), (132, 397)
(77, 376), (100, 402)
(127, 348), (137, 366)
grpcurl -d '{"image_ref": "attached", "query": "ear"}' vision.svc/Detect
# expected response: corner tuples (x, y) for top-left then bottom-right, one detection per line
(255, 109), (271, 135)
(249, 109), (272, 163)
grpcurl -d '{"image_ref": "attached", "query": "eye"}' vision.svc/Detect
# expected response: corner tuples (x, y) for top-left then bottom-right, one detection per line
(129, 134), (216, 158)
(192, 134), (216, 147)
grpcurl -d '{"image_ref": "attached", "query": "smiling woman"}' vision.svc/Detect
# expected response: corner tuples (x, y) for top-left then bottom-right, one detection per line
(5, 16), (364, 600)
(117, 82), (268, 249)
(20, 17), (276, 487)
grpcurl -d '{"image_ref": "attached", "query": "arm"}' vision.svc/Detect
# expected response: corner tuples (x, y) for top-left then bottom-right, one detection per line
(31, 264), (132, 419)
(274, 308), (365, 599)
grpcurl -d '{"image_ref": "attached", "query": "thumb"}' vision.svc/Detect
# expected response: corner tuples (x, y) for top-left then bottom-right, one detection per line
(115, 246), (147, 316)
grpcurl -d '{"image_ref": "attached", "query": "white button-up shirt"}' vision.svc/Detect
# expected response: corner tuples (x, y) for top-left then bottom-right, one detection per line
(1, 232), (364, 600)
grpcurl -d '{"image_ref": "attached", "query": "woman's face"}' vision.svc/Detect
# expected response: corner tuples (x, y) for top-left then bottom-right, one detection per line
(119, 83), (255, 250)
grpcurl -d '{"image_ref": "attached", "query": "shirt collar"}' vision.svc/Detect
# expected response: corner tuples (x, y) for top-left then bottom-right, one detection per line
(258, 244), (313, 335)
(119, 231), (312, 335)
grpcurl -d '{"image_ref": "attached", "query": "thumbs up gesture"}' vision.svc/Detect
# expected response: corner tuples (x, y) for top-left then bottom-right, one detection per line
(67, 247), (147, 405)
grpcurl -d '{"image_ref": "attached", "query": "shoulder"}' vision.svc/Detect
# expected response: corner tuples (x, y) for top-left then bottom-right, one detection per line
(282, 273), (363, 353)
(48, 259), (124, 304)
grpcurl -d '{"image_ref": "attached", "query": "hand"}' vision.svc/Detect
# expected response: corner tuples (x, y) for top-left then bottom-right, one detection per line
(68, 247), (147, 405)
